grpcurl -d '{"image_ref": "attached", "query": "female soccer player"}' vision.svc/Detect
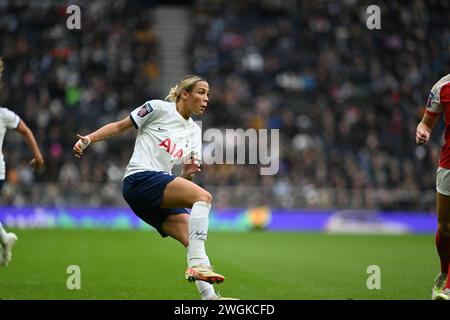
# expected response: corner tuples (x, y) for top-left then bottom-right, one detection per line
(73, 75), (235, 300)
(0, 58), (45, 266)
(416, 73), (450, 300)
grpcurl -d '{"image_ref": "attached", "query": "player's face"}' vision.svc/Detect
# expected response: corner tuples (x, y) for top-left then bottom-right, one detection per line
(188, 81), (209, 116)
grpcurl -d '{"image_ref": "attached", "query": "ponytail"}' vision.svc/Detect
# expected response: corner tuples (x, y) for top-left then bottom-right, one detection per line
(165, 75), (205, 102)
(165, 85), (179, 102)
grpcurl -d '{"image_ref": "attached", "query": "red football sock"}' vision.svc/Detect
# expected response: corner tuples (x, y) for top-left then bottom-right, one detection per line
(436, 231), (450, 288)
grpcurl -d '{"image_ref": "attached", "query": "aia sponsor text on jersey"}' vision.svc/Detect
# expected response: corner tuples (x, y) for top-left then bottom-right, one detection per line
(159, 138), (184, 158)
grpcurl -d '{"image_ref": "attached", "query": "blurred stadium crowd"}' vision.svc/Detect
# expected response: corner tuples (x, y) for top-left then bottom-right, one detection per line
(0, 0), (449, 210)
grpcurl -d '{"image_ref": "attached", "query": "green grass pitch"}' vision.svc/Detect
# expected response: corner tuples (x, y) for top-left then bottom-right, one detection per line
(0, 229), (438, 300)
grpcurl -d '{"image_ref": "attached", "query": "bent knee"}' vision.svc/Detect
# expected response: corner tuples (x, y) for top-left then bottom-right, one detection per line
(195, 191), (213, 205)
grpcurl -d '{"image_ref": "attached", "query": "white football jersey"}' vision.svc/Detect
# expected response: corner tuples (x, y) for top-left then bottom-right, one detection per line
(0, 107), (20, 180)
(124, 100), (202, 178)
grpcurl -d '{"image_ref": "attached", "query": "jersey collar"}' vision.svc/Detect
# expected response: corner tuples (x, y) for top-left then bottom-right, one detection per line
(173, 103), (192, 124)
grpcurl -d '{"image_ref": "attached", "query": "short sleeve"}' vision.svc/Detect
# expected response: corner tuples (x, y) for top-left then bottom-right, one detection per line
(129, 100), (161, 129)
(440, 83), (450, 107)
(1, 108), (20, 129)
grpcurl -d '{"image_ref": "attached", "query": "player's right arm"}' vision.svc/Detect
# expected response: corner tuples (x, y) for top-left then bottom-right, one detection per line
(73, 116), (134, 158)
(15, 120), (44, 170)
(416, 111), (440, 145)
(416, 82), (449, 145)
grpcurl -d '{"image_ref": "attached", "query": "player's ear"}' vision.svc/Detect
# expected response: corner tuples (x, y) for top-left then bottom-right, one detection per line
(180, 89), (189, 100)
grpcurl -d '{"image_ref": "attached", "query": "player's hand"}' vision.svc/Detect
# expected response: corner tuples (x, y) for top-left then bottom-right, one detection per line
(416, 127), (430, 145)
(181, 157), (201, 180)
(29, 156), (44, 170)
(73, 134), (91, 158)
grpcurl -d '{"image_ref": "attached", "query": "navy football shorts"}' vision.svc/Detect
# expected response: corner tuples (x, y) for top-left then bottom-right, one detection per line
(122, 171), (188, 237)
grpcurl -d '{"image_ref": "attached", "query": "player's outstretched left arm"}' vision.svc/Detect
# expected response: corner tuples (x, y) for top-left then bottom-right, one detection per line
(416, 112), (440, 145)
(73, 116), (134, 158)
(15, 120), (44, 170)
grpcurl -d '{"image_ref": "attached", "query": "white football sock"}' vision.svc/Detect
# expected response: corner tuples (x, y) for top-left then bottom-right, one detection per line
(187, 201), (210, 267)
(196, 279), (217, 300)
(187, 201), (216, 300)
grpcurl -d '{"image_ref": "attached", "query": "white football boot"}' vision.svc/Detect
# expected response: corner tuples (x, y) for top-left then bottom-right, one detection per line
(434, 288), (450, 300)
(432, 272), (448, 300)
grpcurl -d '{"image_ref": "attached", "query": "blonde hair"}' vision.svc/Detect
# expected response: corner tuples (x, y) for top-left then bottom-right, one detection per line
(165, 75), (205, 102)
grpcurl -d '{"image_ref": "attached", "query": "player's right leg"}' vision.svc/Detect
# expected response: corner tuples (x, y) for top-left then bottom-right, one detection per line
(161, 176), (212, 208)
(162, 214), (238, 300)
(161, 213), (226, 299)
(0, 222), (18, 267)
(433, 190), (450, 299)
(161, 177), (225, 284)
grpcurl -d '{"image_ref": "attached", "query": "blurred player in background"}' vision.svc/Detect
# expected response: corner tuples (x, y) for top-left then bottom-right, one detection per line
(416, 73), (450, 300)
(73, 75), (236, 300)
(0, 58), (45, 266)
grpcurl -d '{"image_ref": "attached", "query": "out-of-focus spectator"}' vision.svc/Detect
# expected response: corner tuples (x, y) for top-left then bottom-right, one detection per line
(189, 0), (450, 210)
(0, 0), (159, 205)
(1, 0), (449, 211)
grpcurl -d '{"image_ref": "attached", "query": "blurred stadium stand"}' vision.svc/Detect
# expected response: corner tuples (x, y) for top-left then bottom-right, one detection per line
(0, 0), (449, 211)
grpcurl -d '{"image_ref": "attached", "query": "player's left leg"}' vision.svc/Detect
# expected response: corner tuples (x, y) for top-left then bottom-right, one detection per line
(433, 192), (450, 300)
(0, 221), (18, 267)
(161, 214), (221, 300)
